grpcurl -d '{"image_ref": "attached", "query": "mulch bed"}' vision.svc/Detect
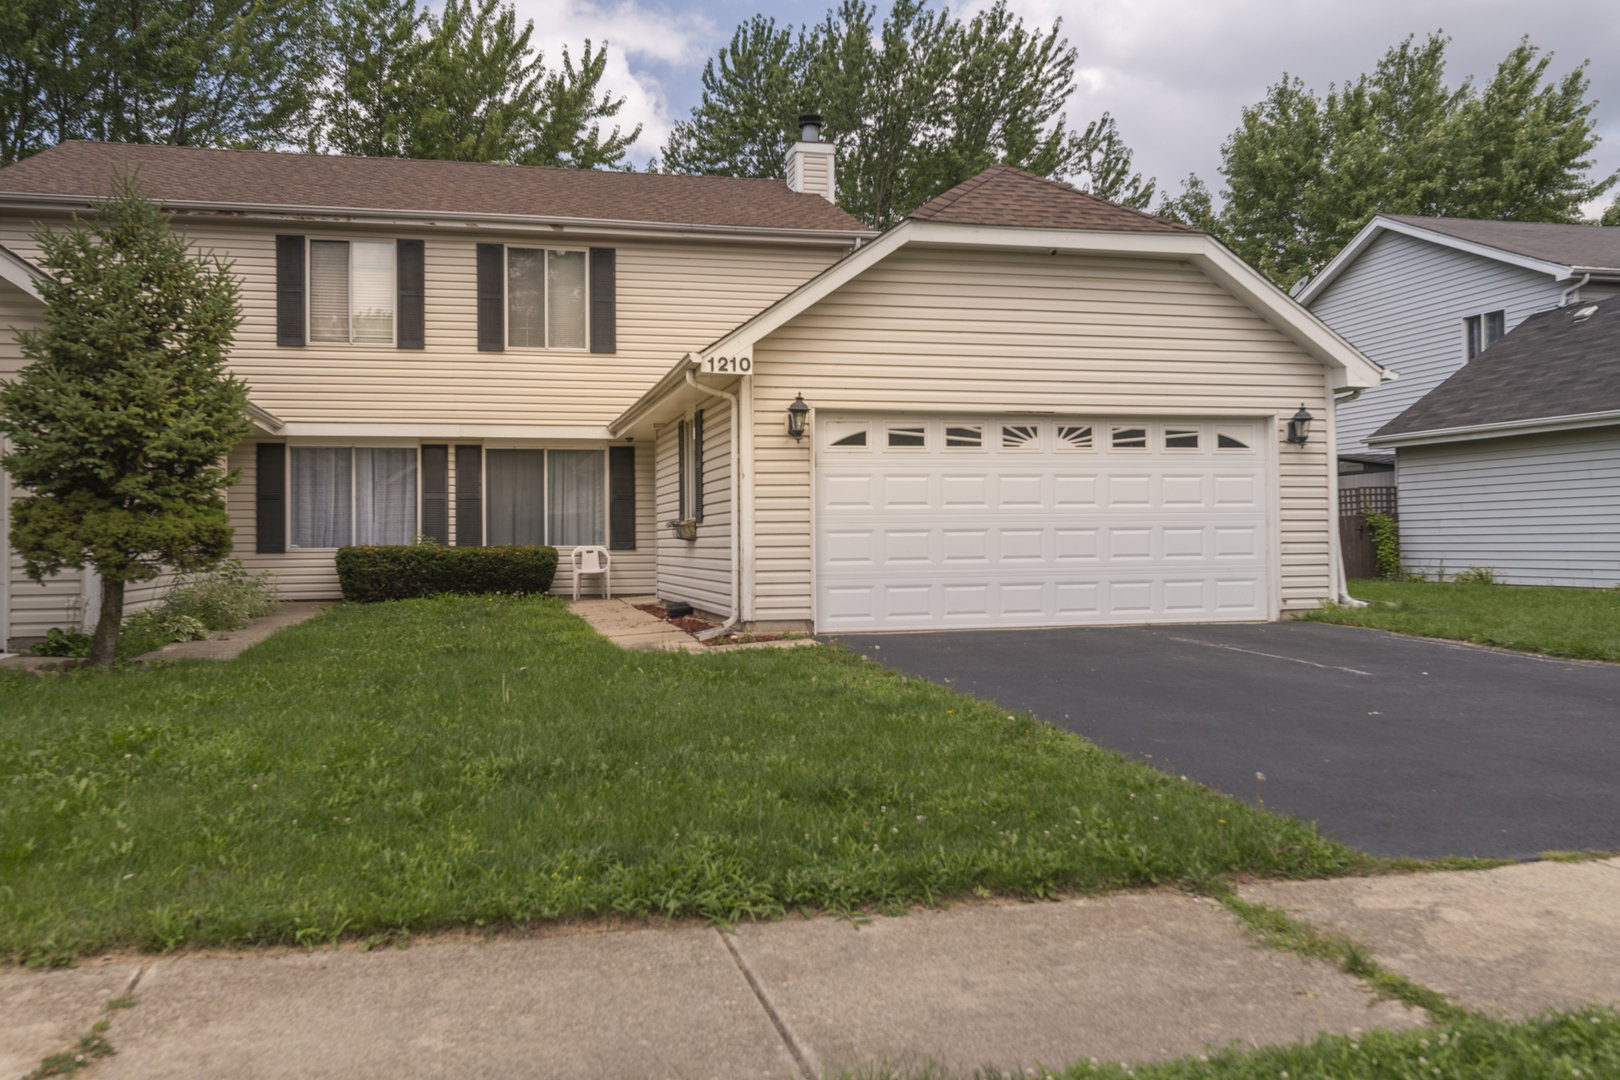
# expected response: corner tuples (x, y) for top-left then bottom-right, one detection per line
(632, 604), (785, 647)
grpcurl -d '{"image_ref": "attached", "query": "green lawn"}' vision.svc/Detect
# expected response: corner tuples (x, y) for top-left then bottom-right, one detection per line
(0, 596), (1360, 962)
(1302, 578), (1620, 662)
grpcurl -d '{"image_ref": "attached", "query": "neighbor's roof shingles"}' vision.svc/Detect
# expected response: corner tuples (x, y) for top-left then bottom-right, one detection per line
(1373, 296), (1620, 438)
(906, 163), (1195, 233)
(1382, 215), (1620, 271)
(0, 141), (873, 233)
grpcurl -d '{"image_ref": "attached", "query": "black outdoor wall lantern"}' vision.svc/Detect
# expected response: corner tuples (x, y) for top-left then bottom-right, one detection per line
(787, 393), (810, 441)
(1286, 404), (1314, 445)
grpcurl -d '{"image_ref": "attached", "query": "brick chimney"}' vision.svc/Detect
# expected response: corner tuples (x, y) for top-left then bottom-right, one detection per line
(785, 113), (836, 203)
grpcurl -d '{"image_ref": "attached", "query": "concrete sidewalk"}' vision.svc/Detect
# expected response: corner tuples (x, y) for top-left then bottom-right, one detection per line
(7, 861), (1617, 1080)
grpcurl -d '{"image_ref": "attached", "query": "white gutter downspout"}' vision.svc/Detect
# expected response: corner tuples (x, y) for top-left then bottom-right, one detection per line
(1560, 273), (1591, 307)
(684, 366), (743, 641)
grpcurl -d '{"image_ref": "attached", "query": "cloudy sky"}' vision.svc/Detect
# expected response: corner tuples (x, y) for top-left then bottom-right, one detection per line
(510, 0), (1620, 214)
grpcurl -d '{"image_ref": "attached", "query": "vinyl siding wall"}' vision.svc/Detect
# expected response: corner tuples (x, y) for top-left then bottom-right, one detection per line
(654, 399), (734, 615)
(1308, 230), (1618, 455)
(1396, 427), (1620, 587)
(232, 438), (658, 600)
(0, 216), (844, 603)
(2, 279), (93, 648)
(748, 246), (1336, 623)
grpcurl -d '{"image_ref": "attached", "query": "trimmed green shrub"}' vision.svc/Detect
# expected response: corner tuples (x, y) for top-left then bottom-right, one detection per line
(335, 545), (558, 602)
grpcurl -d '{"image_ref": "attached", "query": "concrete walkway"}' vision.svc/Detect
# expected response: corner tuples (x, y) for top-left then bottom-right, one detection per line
(570, 597), (820, 654)
(6, 861), (1618, 1080)
(0, 602), (331, 672)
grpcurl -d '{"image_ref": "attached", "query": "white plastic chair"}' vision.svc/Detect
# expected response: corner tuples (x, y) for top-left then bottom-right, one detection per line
(571, 545), (612, 600)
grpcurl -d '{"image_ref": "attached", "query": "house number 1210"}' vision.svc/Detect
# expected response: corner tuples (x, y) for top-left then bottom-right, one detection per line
(703, 356), (751, 373)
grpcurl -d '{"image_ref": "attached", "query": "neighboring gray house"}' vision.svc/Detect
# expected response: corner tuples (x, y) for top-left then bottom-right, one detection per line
(1297, 216), (1620, 473)
(1367, 296), (1620, 587)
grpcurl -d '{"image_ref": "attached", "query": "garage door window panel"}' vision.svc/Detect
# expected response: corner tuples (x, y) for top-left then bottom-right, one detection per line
(1164, 427), (1201, 450)
(825, 420), (868, 448)
(1002, 425), (1041, 450)
(945, 425), (983, 448)
(1216, 426), (1253, 450)
(1056, 425), (1093, 451)
(1111, 426), (1148, 450)
(887, 423), (927, 449)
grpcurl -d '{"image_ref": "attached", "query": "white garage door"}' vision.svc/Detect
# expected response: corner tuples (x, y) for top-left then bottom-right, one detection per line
(815, 415), (1273, 632)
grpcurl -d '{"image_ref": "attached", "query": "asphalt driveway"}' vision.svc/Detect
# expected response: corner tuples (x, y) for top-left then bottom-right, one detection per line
(825, 622), (1620, 860)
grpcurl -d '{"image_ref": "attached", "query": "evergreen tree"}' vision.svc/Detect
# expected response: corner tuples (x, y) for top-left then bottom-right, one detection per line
(0, 176), (249, 665)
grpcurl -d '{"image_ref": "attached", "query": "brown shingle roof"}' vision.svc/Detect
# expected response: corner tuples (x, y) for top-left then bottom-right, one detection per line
(0, 141), (873, 234)
(906, 163), (1195, 233)
(1382, 215), (1620, 271)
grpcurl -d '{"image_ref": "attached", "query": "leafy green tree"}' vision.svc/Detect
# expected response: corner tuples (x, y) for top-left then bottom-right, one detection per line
(664, 0), (1148, 227)
(0, 176), (249, 665)
(1205, 34), (1616, 289)
(527, 41), (641, 169)
(661, 15), (815, 179)
(407, 0), (545, 163)
(1601, 197), (1620, 227)
(320, 0), (429, 158)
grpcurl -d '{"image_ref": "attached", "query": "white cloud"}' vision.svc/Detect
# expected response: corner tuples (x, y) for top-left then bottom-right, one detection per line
(505, 0), (719, 164)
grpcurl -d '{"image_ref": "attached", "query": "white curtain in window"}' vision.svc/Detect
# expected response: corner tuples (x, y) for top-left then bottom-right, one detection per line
(351, 242), (395, 343)
(548, 449), (603, 546)
(290, 447), (353, 548)
(309, 240), (350, 343)
(508, 248), (545, 348)
(355, 447), (417, 544)
(486, 449), (545, 545)
(547, 250), (587, 349)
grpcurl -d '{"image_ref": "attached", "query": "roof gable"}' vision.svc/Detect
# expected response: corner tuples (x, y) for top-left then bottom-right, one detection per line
(906, 164), (1194, 234)
(0, 141), (873, 234)
(1371, 296), (1620, 441)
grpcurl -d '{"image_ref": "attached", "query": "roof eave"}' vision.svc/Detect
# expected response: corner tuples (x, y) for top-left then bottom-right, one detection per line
(1297, 215), (1577, 306)
(1368, 407), (1620, 448)
(0, 242), (48, 301)
(0, 191), (874, 246)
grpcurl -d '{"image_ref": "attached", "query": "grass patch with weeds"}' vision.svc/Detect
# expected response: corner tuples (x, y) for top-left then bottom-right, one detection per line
(0, 595), (1366, 960)
(1301, 579), (1620, 662)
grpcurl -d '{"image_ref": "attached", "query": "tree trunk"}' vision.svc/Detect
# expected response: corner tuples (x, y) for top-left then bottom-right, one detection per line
(90, 576), (125, 666)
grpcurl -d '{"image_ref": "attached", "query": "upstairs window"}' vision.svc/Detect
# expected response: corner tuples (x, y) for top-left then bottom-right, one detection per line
(309, 240), (395, 344)
(507, 248), (588, 350)
(1464, 310), (1505, 359)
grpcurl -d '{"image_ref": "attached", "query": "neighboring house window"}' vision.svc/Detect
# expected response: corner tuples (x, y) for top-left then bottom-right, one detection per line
(1464, 310), (1506, 359)
(484, 448), (606, 546)
(289, 446), (418, 548)
(309, 239), (396, 344)
(506, 248), (588, 350)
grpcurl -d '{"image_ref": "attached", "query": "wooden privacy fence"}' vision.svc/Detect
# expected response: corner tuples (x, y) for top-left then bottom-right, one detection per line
(1340, 485), (1397, 580)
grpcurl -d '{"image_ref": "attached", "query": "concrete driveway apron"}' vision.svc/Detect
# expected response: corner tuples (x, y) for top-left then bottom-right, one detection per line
(825, 621), (1620, 860)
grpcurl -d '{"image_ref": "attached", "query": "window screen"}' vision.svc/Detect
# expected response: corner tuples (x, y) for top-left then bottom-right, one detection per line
(355, 447), (417, 544)
(508, 249), (546, 348)
(548, 250), (588, 349)
(486, 449), (545, 545)
(549, 449), (604, 545)
(290, 447), (353, 548)
(308, 241), (350, 343)
(350, 242), (395, 343)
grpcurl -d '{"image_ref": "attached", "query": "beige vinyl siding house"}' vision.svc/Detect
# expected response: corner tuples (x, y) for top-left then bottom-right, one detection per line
(2, 144), (1383, 647)
(615, 167), (1386, 634)
(0, 141), (868, 647)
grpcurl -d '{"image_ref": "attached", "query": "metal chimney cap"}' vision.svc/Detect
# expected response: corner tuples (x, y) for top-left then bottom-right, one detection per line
(798, 114), (824, 141)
